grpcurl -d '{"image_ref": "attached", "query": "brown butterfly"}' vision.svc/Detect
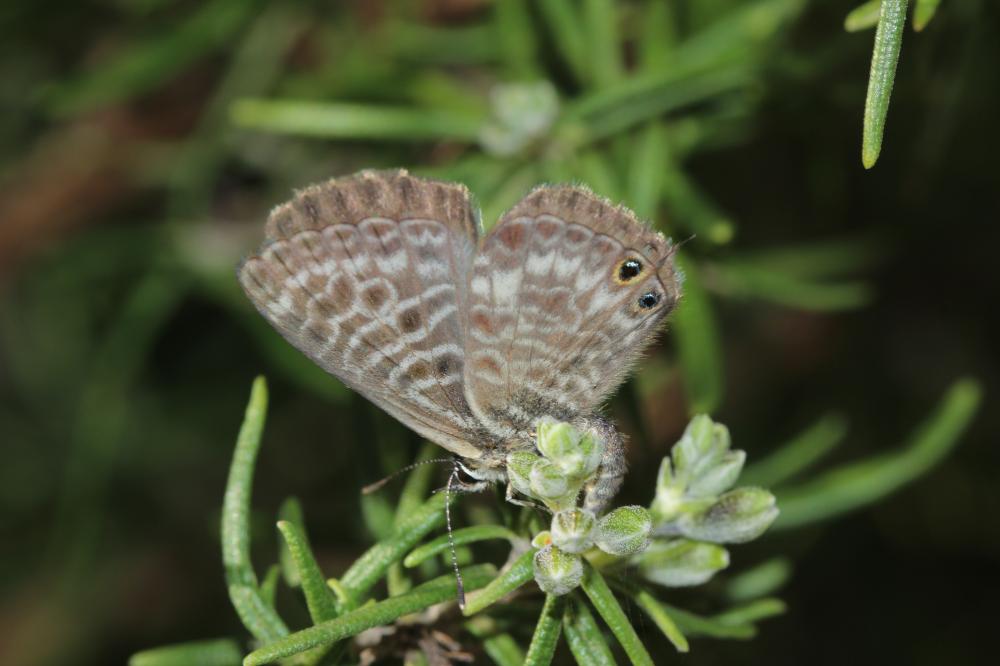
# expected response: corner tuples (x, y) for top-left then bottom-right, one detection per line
(238, 169), (681, 512)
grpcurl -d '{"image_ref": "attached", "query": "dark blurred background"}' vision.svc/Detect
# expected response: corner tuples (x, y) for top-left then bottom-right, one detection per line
(1, 1), (997, 664)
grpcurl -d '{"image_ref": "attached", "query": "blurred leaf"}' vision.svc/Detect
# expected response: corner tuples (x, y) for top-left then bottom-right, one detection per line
(660, 165), (736, 244)
(537, 0), (590, 85)
(741, 413), (849, 487)
(609, 574), (772, 639)
(395, 442), (441, 523)
(495, 0), (538, 78)
(711, 597), (787, 626)
(524, 594), (565, 666)
(566, 64), (751, 144)
(672, 258), (725, 415)
(361, 490), (398, 542)
(481, 162), (539, 227)
(845, 1), (883, 32)
(583, 0), (623, 89)
(128, 638), (242, 666)
(581, 564), (654, 666)
(678, 0), (807, 67)
(628, 586), (690, 652)
(222, 377), (288, 641)
(49, 269), (188, 582)
(164, 4), (307, 213)
(259, 565), (281, 609)
(723, 238), (883, 280)
(278, 496), (306, 587)
(862, 0), (909, 168)
(45, 0), (256, 115)
(637, 0), (678, 74)
(385, 21), (499, 65)
(573, 151), (622, 201)
(628, 123), (668, 219)
(774, 378), (981, 529)
(231, 99), (484, 141)
(913, 0), (941, 31)
(277, 520), (340, 623)
(706, 262), (873, 311)
(484, 635), (526, 666)
(463, 549), (536, 616)
(563, 595), (617, 665)
(340, 492), (450, 604)
(466, 616), (525, 666)
(404, 525), (520, 568)
(244, 565), (497, 666)
(725, 558), (793, 601)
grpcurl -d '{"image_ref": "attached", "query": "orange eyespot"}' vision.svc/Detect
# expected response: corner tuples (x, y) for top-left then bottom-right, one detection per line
(615, 258), (643, 284)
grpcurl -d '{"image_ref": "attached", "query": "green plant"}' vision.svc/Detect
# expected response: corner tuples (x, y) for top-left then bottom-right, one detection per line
(128, 373), (979, 665)
(3, 2), (985, 664)
(845, 0), (944, 167)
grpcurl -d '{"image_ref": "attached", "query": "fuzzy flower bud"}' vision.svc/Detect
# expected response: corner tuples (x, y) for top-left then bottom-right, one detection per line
(675, 487), (779, 544)
(536, 420), (604, 478)
(533, 545), (583, 596)
(594, 505), (652, 556)
(506, 451), (542, 498)
(636, 539), (730, 587)
(550, 508), (597, 554)
(529, 459), (573, 500)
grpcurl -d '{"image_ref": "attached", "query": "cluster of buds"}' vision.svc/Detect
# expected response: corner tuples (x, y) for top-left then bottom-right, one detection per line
(636, 415), (779, 587)
(506, 421), (653, 596)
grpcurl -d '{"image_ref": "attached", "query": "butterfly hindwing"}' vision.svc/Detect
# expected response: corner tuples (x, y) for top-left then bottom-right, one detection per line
(462, 185), (682, 441)
(239, 169), (486, 460)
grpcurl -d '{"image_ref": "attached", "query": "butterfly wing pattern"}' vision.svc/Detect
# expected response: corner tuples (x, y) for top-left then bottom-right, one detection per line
(238, 170), (487, 460)
(239, 169), (682, 511)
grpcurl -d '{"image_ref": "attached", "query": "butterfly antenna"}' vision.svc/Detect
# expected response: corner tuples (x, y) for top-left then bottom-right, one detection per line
(446, 464), (466, 610)
(659, 234), (695, 268)
(361, 457), (453, 495)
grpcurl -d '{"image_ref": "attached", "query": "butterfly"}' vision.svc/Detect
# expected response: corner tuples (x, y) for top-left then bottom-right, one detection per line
(238, 169), (681, 513)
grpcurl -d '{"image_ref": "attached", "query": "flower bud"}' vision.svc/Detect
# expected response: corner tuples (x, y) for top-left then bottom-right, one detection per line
(529, 459), (572, 500)
(550, 509), (596, 554)
(594, 505), (652, 556)
(651, 457), (684, 522)
(636, 539), (729, 587)
(686, 450), (746, 498)
(533, 545), (583, 596)
(672, 415), (731, 484)
(676, 487), (778, 544)
(506, 451), (542, 498)
(536, 420), (581, 460)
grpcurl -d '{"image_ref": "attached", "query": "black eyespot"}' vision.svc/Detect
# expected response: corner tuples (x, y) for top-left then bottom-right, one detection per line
(618, 259), (643, 281)
(638, 292), (661, 309)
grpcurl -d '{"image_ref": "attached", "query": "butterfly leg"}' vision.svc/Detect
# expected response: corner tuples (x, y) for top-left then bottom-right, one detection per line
(504, 481), (547, 511)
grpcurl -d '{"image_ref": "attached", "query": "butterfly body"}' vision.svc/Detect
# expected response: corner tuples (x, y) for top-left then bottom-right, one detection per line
(239, 170), (680, 512)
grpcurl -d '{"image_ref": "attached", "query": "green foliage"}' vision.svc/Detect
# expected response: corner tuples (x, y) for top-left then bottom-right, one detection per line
(851, 0), (946, 167)
(772, 379), (982, 529)
(128, 639), (242, 666)
(1, 0), (980, 664)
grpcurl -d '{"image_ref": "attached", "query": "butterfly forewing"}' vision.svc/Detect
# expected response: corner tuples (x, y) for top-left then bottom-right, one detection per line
(462, 186), (681, 442)
(238, 170), (485, 460)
